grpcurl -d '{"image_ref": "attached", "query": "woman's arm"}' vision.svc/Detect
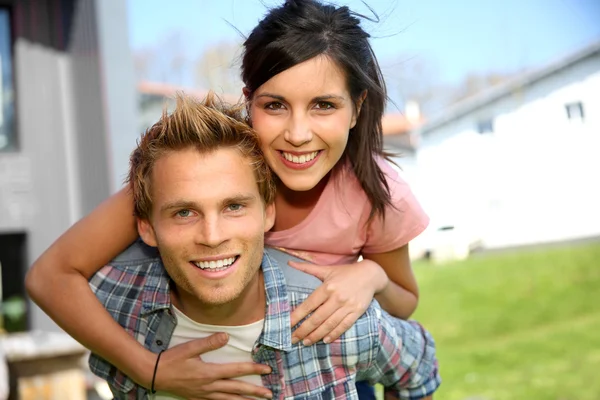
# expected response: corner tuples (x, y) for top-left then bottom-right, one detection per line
(26, 188), (274, 398)
(363, 244), (419, 319)
(24, 187), (157, 385)
(287, 244), (418, 345)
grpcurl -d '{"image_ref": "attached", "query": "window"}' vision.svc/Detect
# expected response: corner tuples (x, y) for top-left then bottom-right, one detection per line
(477, 118), (494, 134)
(565, 102), (585, 122)
(0, 9), (15, 151)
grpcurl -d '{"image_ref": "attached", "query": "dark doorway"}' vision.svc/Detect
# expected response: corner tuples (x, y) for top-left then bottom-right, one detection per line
(0, 232), (28, 332)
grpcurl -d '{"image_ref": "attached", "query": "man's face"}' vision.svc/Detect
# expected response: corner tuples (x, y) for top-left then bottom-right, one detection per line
(138, 146), (275, 306)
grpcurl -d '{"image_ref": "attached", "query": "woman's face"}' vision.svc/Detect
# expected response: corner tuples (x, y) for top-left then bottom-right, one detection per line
(249, 56), (359, 192)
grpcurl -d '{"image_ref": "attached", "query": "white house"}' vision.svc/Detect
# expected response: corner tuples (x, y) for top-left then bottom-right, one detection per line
(408, 41), (600, 252)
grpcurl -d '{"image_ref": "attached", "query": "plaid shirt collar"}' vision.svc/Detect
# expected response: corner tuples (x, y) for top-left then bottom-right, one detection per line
(139, 249), (294, 351)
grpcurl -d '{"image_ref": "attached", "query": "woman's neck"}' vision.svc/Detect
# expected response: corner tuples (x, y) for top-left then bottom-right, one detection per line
(272, 175), (330, 232)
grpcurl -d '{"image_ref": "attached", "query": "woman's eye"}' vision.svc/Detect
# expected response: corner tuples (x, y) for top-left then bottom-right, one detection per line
(176, 209), (192, 218)
(265, 102), (285, 110)
(315, 101), (334, 110)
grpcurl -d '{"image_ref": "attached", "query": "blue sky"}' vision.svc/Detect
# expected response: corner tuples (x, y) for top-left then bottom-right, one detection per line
(127, 0), (600, 87)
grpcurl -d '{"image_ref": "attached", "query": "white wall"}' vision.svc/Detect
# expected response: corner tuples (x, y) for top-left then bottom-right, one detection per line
(416, 53), (600, 249)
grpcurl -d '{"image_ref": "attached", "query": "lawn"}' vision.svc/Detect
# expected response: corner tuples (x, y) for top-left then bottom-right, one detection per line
(382, 241), (600, 400)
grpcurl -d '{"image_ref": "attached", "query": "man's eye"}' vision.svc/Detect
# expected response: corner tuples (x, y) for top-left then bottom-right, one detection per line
(228, 204), (243, 212)
(176, 209), (192, 218)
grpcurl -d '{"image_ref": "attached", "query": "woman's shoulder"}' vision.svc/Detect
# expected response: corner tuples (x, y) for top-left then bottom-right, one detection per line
(336, 155), (406, 195)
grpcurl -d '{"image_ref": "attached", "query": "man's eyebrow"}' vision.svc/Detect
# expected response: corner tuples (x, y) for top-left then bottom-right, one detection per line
(160, 200), (198, 213)
(221, 194), (258, 206)
(160, 195), (258, 212)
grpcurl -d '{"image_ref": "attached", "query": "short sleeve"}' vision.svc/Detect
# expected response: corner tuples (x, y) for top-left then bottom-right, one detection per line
(362, 159), (429, 254)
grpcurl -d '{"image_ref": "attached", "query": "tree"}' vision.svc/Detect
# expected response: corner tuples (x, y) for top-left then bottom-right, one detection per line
(383, 54), (449, 116)
(132, 30), (192, 86)
(194, 41), (244, 96)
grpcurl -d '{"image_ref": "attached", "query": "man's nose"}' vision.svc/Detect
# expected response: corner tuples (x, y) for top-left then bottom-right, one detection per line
(196, 216), (226, 248)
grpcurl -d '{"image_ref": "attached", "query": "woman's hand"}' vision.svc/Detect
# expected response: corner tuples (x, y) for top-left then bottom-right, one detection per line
(288, 259), (389, 345)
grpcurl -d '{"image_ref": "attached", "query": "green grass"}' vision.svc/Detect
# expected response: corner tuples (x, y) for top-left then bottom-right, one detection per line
(403, 242), (600, 400)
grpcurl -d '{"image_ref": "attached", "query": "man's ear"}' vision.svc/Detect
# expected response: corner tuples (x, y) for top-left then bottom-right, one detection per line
(264, 202), (276, 233)
(138, 218), (158, 247)
(350, 90), (368, 129)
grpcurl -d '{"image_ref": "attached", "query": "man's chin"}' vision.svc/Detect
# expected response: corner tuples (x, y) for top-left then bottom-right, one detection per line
(194, 287), (238, 306)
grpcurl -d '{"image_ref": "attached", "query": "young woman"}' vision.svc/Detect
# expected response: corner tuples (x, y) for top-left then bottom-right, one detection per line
(27, 1), (431, 399)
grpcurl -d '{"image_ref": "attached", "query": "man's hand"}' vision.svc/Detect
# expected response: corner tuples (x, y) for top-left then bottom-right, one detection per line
(153, 333), (273, 399)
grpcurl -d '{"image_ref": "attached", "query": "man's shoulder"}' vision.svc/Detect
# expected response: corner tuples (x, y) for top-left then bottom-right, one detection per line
(89, 239), (166, 303)
(263, 247), (322, 292)
(96, 239), (163, 279)
(262, 247), (384, 329)
(263, 247), (383, 339)
(111, 238), (160, 265)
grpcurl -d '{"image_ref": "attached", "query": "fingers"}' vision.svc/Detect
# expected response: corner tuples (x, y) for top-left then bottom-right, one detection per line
(199, 394), (253, 400)
(203, 379), (273, 399)
(186, 333), (229, 356)
(290, 286), (329, 327)
(288, 261), (327, 281)
(292, 303), (349, 345)
(210, 361), (272, 379)
(314, 312), (358, 344)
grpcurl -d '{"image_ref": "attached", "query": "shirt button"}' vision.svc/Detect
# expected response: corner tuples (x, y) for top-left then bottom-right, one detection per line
(156, 339), (163, 346)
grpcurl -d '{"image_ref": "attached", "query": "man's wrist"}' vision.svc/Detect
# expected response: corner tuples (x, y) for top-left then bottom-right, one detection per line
(127, 346), (157, 389)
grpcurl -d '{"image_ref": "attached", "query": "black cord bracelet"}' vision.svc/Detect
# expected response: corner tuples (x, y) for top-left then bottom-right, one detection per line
(151, 350), (165, 394)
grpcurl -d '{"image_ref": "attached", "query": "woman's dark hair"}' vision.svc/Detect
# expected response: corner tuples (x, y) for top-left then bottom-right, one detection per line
(242, 0), (393, 220)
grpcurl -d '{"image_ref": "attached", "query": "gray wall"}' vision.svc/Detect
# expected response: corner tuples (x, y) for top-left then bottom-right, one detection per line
(0, 0), (137, 331)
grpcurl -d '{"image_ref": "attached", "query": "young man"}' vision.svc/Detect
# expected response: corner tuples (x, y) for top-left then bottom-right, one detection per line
(88, 94), (440, 399)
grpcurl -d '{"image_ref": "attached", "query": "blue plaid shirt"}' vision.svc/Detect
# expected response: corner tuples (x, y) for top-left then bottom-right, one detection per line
(88, 241), (440, 399)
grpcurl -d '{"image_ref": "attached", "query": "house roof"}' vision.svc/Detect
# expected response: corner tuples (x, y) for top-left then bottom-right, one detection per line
(416, 39), (600, 136)
(382, 113), (423, 136)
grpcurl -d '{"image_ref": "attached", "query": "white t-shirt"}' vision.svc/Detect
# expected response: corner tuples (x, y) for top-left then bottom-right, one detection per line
(152, 306), (265, 400)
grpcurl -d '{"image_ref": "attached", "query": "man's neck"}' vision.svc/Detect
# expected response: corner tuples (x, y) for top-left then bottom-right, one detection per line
(171, 271), (266, 326)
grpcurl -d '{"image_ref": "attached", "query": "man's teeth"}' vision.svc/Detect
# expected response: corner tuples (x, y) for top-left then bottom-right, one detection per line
(194, 257), (236, 270)
(282, 151), (319, 164)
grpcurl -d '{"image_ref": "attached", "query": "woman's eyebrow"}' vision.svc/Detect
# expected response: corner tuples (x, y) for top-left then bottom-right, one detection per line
(254, 93), (285, 101)
(313, 94), (346, 102)
(255, 93), (347, 102)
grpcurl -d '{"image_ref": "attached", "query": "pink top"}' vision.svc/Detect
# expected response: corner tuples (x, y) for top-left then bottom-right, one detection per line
(264, 157), (429, 265)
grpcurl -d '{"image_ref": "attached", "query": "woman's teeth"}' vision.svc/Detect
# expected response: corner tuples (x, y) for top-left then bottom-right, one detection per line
(281, 151), (319, 164)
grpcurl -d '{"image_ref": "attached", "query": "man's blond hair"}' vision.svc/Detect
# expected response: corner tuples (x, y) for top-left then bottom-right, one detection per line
(128, 92), (275, 219)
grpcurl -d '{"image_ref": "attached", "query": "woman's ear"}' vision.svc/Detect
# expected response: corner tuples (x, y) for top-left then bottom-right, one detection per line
(350, 90), (368, 129)
(242, 87), (253, 126)
(242, 87), (251, 100)
(357, 90), (367, 114)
